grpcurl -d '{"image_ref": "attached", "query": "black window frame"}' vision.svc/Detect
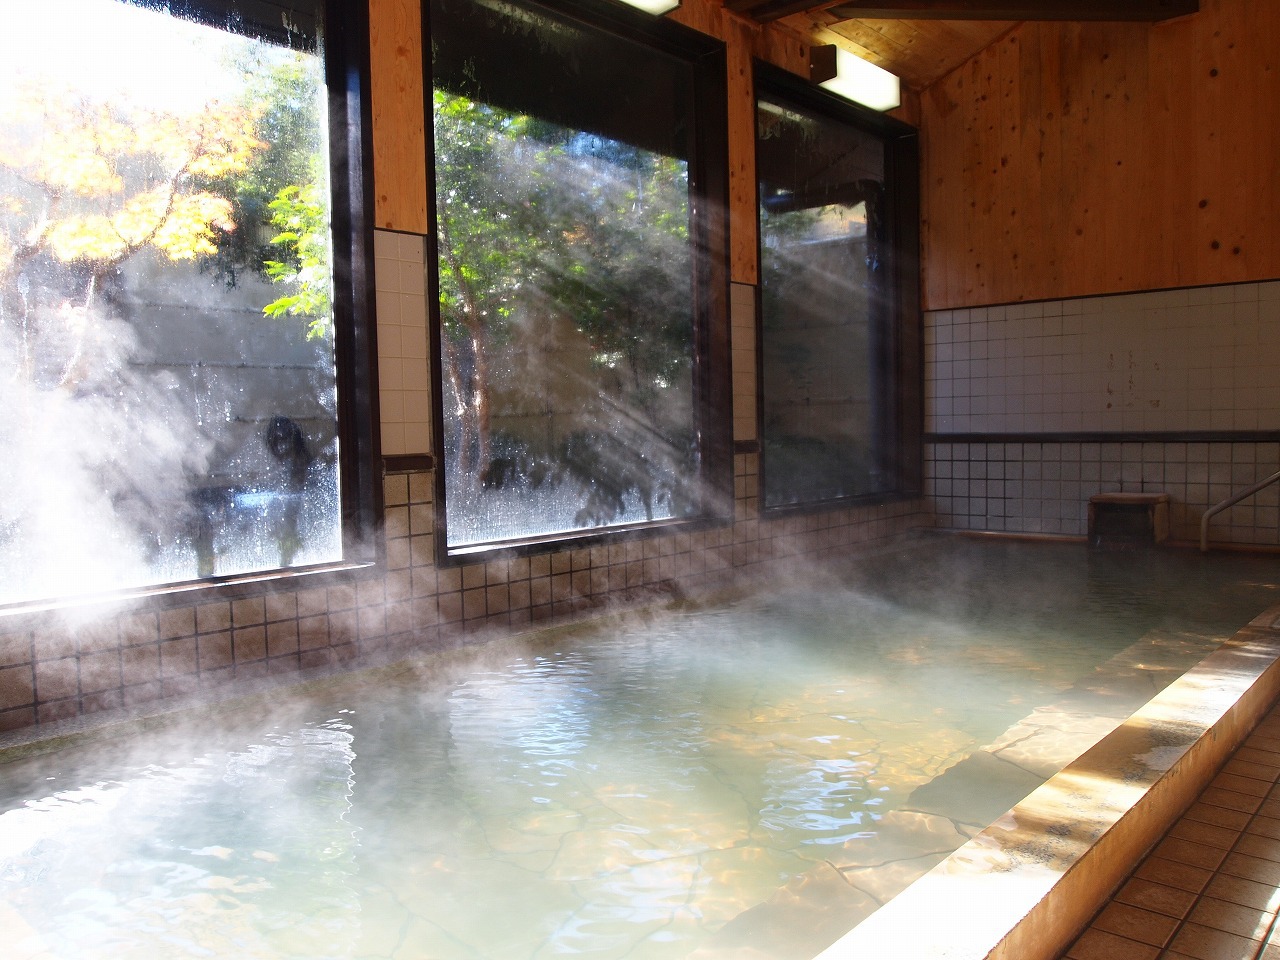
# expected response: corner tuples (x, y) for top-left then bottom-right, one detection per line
(181, 0), (383, 576)
(321, 1), (383, 570)
(424, 0), (732, 565)
(0, 0), (381, 610)
(753, 61), (921, 516)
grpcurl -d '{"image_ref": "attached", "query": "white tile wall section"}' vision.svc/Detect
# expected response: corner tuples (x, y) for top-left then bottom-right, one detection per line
(925, 440), (1280, 544)
(925, 281), (1280, 547)
(374, 229), (432, 455)
(926, 280), (1280, 435)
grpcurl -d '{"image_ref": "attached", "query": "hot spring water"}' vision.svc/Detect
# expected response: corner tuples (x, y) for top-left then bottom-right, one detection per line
(3, 540), (1279, 959)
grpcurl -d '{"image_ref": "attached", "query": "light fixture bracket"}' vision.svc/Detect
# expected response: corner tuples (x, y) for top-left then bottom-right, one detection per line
(816, 47), (901, 112)
(808, 44), (838, 85)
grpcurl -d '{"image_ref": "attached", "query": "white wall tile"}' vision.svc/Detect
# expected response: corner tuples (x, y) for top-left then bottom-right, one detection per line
(375, 229), (432, 456)
(924, 279), (1280, 547)
(925, 280), (1280, 435)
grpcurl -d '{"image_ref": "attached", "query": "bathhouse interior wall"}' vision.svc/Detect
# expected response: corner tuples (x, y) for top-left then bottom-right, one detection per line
(917, 1), (1280, 545)
(2, 0), (1278, 735)
(0, 0), (927, 735)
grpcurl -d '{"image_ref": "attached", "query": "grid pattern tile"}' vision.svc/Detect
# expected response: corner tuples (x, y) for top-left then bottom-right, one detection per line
(1063, 702), (1280, 960)
(926, 441), (1280, 545)
(373, 229), (432, 455)
(731, 281), (758, 443)
(927, 281), (1280, 435)
(925, 279), (1280, 548)
(0, 463), (928, 734)
(0, 226), (927, 737)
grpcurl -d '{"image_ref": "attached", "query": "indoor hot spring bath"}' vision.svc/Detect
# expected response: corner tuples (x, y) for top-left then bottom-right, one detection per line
(4, 537), (1280, 960)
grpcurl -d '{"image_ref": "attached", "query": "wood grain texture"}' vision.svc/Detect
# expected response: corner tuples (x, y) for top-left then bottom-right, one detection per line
(669, 0), (758, 284)
(370, 0), (919, 283)
(672, 0), (823, 285)
(782, 11), (1012, 89)
(370, 0), (428, 233)
(825, 0), (1197, 21)
(919, 0), (1280, 310)
(728, 17), (761, 285)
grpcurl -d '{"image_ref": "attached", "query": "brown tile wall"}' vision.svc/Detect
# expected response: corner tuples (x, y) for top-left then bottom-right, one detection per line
(0, 456), (929, 735)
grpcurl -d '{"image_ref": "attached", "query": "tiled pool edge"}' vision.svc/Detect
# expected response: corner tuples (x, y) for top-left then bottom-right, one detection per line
(813, 602), (1280, 960)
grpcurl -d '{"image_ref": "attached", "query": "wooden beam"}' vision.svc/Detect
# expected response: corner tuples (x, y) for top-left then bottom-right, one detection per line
(823, 0), (1197, 21)
(730, 0), (843, 22)
(724, 0), (775, 13)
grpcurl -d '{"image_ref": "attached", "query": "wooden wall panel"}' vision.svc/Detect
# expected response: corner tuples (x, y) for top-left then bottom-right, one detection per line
(727, 17), (760, 285)
(670, 0), (814, 286)
(920, 0), (1280, 310)
(994, 32), (1020, 300)
(367, 0), (898, 284)
(1237, 1), (1276, 282)
(917, 85), (951, 304)
(1152, 20), (1190, 287)
(1055, 23), (1090, 295)
(1014, 27), (1044, 294)
(959, 54), (986, 304)
(370, 0), (428, 234)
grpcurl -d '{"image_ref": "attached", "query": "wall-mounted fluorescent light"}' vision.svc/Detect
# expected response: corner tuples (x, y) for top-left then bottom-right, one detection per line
(816, 46), (900, 112)
(615, 0), (680, 13)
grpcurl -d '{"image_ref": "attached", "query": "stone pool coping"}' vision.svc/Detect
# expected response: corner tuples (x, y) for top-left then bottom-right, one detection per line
(813, 601), (1280, 960)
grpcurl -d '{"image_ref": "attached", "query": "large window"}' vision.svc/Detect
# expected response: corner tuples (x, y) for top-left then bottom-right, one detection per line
(0, 0), (375, 605)
(755, 65), (920, 511)
(428, 0), (730, 558)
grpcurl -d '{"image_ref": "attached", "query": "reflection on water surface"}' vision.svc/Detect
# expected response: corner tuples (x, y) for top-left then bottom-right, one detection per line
(3, 541), (1279, 959)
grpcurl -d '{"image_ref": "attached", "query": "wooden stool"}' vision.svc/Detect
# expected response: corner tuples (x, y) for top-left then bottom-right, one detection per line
(1088, 492), (1170, 549)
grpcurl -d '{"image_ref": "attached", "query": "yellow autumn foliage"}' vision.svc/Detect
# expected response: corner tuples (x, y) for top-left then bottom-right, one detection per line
(1, 95), (131, 196)
(46, 189), (237, 263)
(0, 86), (265, 268)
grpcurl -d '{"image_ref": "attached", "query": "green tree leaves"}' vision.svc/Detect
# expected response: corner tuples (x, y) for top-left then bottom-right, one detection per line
(432, 89), (699, 533)
(263, 182), (332, 340)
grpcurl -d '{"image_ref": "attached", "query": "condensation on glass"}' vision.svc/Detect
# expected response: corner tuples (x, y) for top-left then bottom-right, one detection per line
(0, 0), (340, 603)
(429, 0), (703, 552)
(757, 93), (892, 509)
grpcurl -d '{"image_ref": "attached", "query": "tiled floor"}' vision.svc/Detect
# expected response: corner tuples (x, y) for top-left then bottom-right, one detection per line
(1062, 699), (1280, 960)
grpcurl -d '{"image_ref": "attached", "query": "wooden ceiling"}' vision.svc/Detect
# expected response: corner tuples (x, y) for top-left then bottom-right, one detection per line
(740, 0), (1200, 90)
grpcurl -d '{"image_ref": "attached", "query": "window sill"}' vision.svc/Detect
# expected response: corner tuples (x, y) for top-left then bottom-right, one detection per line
(0, 559), (382, 623)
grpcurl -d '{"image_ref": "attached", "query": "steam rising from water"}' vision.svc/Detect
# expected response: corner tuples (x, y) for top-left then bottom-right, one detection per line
(0, 575), (951, 956)
(0, 268), (343, 605)
(0, 2), (342, 605)
(7, 541), (1277, 958)
(0, 304), (212, 600)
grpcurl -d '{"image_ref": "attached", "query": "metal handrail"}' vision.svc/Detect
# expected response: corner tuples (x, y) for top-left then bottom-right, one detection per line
(1199, 468), (1280, 551)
